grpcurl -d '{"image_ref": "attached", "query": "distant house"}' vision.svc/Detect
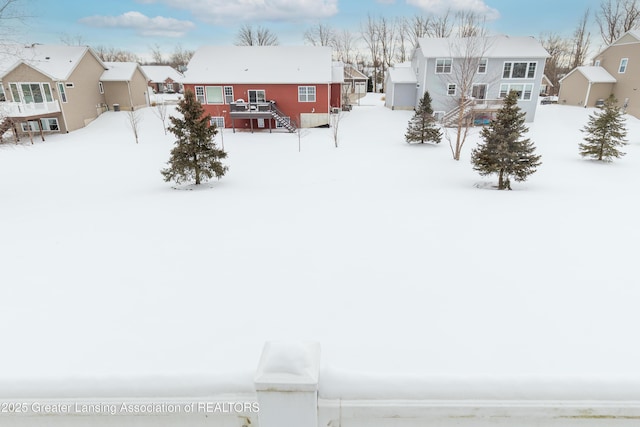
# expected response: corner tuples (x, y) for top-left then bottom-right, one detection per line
(101, 62), (150, 111)
(557, 66), (616, 108)
(142, 65), (184, 94)
(540, 74), (554, 95)
(341, 63), (368, 104)
(0, 44), (108, 137)
(0, 44), (151, 140)
(558, 30), (640, 119)
(182, 46), (343, 132)
(385, 35), (549, 124)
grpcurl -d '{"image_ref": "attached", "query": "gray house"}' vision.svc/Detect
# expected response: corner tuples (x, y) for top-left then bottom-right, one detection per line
(386, 35), (549, 124)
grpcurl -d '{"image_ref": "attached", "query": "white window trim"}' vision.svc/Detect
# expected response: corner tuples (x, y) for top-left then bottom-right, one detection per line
(435, 58), (453, 74)
(619, 58), (628, 73)
(195, 86), (205, 103)
(502, 61), (537, 79)
(224, 86), (234, 104)
(57, 82), (67, 103)
(499, 83), (534, 101)
(477, 58), (488, 74)
(205, 86), (224, 104)
(447, 83), (457, 96)
(210, 116), (225, 128)
(298, 86), (316, 102)
(248, 89), (266, 103)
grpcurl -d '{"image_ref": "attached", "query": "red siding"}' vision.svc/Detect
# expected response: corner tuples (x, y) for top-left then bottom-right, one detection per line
(183, 83), (337, 129)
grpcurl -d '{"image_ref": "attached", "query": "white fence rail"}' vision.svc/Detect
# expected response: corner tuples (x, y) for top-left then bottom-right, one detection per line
(0, 101), (61, 117)
(2, 341), (640, 427)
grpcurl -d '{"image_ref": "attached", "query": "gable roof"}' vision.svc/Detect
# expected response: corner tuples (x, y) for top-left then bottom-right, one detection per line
(0, 44), (105, 81)
(141, 65), (183, 83)
(183, 46), (334, 84)
(417, 35), (549, 59)
(101, 62), (148, 82)
(560, 66), (617, 84)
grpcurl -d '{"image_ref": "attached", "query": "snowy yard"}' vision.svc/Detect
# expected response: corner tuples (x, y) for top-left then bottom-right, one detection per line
(1, 94), (640, 398)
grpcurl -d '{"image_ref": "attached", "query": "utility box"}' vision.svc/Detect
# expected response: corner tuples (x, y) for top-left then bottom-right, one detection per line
(113, 104), (120, 112)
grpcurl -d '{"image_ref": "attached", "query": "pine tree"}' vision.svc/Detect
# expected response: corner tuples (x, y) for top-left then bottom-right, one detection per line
(471, 90), (541, 190)
(161, 90), (228, 185)
(579, 95), (627, 161)
(405, 91), (442, 144)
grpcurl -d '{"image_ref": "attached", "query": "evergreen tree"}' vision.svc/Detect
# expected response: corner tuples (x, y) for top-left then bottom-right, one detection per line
(471, 90), (541, 190)
(579, 95), (627, 161)
(405, 91), (442, 144)
(161, 90), (228, 185)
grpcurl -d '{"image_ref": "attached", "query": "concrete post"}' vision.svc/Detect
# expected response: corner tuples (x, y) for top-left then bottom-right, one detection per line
(254, 341), (321, 427)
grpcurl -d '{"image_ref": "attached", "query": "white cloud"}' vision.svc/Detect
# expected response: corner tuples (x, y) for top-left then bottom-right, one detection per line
(142, 0), (339, 24)
(79, 11), (196, 38)
(407, 0), (500, 20)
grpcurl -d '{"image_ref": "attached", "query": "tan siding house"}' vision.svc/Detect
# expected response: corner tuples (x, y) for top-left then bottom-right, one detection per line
(101, 62), (150, 111)
(558, 66), (616, 107)
(0, 44), (107, 136)
(558, 30), (640, 118)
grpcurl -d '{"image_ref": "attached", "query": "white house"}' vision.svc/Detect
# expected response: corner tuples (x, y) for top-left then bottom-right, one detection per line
(386, 35), (549, 124)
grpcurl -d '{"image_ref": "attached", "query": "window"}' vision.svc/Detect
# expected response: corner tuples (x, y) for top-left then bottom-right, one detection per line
(477, 59), (488, 73)
(224, 86), (234, 104)
(436, 58), (452, 74)
(0, 85), (4, 102)
(9, 83), (19, 102)
(99, 82), (104, 94)
(298, 86), (316, 102)
(205, 86), (223, 104)
(472, 83), (487, 100)
(433, 111), (445, 122)
(248, 89), (265, 103)
(42, 84), (53, 102)
(447, 83), (457, 96)
(619, 58), (628, 73)
(195, 86), (205, 103)
(499, 83), (534, 100)
(503, 62), (537, 79)
(20, 118), (59, 132)
(58, 83), (67, 103)
(210, 117), (225, 128)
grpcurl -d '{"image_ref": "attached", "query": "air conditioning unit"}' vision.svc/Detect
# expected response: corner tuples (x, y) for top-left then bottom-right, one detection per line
(331, 107), (340, 114)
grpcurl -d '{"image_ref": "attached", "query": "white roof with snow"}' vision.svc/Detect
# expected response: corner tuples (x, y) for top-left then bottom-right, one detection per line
(141, 65), (183, 83)
(387, 66), (417, 84)
(562, 66), (617, 83)
(101, 62), (148, 82)
(418, 35), (549, 59)
(0, 44), (103, 81)
(183, 46), (334, 84)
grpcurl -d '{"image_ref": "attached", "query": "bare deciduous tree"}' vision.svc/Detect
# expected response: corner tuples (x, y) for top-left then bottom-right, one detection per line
(94, 46), (140, 62)
(361, 14), (381, 92)
(127, 109), (143, 144)
(378, 17), (397, 93)
(569, 9), (591, 68)
(455, 10), (486, 37)
(428, 9), (453, 38)
(169, 44), (193, 71)
(395, 17), (410, 63)
(407, 15), (430, 49)
(334, 29), (356, 65)
(304, 22), (335, 46)
(540, 32), (570, 94)
(153, 101), (168, 135)
(235, 24), (279, 46)
(149, 43), (164, 64)
(330, 110), (344, 148)
(597, 0), (640, 44)
(0, 0), (27, 42)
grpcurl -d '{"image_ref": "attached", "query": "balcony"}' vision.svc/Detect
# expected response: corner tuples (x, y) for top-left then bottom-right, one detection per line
(0, 100), (61, 118)
(229, 100), (278, 118)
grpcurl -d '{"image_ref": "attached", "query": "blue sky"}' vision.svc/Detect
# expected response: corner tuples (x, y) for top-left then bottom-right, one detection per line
(18, 0), (605, 59)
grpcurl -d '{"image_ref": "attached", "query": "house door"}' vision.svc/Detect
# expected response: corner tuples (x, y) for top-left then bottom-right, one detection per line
(472, 84), (487, 100)
(248, 90), (266, 103)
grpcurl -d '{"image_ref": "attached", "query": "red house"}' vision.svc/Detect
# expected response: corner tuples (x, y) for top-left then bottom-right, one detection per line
(182, 46), (343, 132)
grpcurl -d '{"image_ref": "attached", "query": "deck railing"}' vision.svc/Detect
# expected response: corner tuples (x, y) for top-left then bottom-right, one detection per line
(0, 100), (61, 117)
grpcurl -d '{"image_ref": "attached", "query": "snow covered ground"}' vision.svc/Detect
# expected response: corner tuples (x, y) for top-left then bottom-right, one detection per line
(1, 94), (640, 399)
